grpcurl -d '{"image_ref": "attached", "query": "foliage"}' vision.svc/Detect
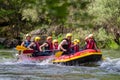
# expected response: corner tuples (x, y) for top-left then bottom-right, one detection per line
(0, 44), (5, 49)
(96, 28), (109, 41)
(88, 0), (120, 27)
(88, 0), (120, 48)
(0, 0), (120, 49)
(108, 40), (119, 49)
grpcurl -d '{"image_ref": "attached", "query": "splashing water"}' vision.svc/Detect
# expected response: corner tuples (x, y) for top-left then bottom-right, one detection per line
(100, 57), (120, 72)
(0, 49), (120, 80)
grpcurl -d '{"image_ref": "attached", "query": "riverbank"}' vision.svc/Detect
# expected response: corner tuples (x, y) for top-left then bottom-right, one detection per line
(0, 26), (120, 49)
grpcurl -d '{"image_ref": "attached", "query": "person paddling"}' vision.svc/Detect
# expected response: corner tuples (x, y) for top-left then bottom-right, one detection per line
(39, 36), (53, 55)
(28, 36), (41, 57)
(21, 34), (31, 47)
(58, 33), (72, 55)
(85, 34), (98, 50)
(53, 39), (59, 50)
(73, 39), (80, 53)
(18, 34), (31, 55)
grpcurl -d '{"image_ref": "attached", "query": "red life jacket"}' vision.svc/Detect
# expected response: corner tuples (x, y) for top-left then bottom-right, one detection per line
(86, 39), (96, 49)
(74, 45), (79, 52)
(45, 42), (53, 50)
(53, 44), (58, 50)
(33, 42), (41, 52)
(62, 38), (71, 51)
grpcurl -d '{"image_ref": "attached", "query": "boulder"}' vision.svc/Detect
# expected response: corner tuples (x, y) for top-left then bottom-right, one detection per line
(0, 37), (21, 48)
(0, 38), (7, 43)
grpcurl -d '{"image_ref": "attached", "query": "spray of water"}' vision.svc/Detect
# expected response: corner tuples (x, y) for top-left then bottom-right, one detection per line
(100, 57), (120, 72)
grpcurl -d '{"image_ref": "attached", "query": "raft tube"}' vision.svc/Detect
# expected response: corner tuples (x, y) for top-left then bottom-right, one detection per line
(52, 49), (102, 65)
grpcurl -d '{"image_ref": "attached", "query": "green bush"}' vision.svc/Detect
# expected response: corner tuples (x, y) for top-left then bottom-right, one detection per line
(0, 44), (5, 49)
(108, 40), (119, 49)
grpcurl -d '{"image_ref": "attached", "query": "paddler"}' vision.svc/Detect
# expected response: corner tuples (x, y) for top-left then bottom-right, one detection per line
(58, 33), (72, 55)
(28, 36), (41, 57)
(21, 34), (31, 47)
(53, 39), (59, 50)
(39, 36), (53, 55)
(18, 34), (31, 55)
(84, 34), (98, 50)
(73, 39), (80, 53)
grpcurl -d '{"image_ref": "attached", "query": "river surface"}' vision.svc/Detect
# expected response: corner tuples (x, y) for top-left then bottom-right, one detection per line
(0, 49), (120, 80)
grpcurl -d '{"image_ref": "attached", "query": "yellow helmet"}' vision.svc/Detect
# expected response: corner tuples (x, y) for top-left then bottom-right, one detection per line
(53, 39), (58, 44)
(74, 39), (80, 43)
(66, 33), (72, 38)
(74, 42), (77, 45)
(35, 36), (41, 41)
(77, 39), (80, 43)
(47, 36), (52, 40)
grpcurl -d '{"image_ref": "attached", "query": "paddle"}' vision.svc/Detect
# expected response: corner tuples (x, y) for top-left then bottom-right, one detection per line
(16, 46), (63, 57)
(16, 45), (28, 51)
(23, 49), (63, 57)
(55, 51), (63, 57)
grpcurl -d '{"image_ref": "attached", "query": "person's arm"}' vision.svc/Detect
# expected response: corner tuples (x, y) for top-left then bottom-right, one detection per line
(21, 41), (25, 46)
(71, 42), (75, 48)
(39, 43), (47, 51)
(27, 42), (34, 50)
(94, 39), (98, 51)
(58, 40), (67, 52)
(53, 44), (56, 50)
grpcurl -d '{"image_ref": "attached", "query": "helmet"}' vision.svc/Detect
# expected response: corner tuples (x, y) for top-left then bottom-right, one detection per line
(74, 39), (80, 43)
(53, 39), (58, 44)
(35, 36), (41, 41)
(88, 34), (93, 38)
(25, 34), (31, 37)
(74, 42), (77, 45)
(66, 33), (72, 38)
(77, 39), (80, 43)
(47, 36), (52, 40)
(85, 34), (93, 40)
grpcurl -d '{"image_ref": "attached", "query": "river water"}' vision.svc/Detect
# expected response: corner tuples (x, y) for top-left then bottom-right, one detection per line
(0, 49), (120, 80)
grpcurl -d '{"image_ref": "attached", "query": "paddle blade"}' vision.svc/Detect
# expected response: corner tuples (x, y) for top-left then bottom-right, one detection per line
(55, 51), (63, 57)
(16, 45), (27, 51)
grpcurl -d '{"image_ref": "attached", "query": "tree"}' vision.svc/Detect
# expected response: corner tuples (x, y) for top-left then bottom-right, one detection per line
(0, 0), (36, 38)
(88, 0), (120, 45)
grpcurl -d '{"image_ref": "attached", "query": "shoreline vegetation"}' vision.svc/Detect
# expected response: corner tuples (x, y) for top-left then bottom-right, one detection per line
(0, 0), (119, 49)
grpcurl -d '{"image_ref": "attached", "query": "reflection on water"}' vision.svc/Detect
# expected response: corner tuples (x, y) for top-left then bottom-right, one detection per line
(0, 49), (120, 80)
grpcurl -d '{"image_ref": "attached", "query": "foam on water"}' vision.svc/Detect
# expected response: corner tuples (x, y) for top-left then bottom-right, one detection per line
(0, 54), (55, 67)
(100, 57), (120, 72)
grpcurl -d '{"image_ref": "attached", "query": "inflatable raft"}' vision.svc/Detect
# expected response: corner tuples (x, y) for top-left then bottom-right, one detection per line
(18, 49), (102, 65)
(52, 49), (102, 65)
(18, 50), (54, 62)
